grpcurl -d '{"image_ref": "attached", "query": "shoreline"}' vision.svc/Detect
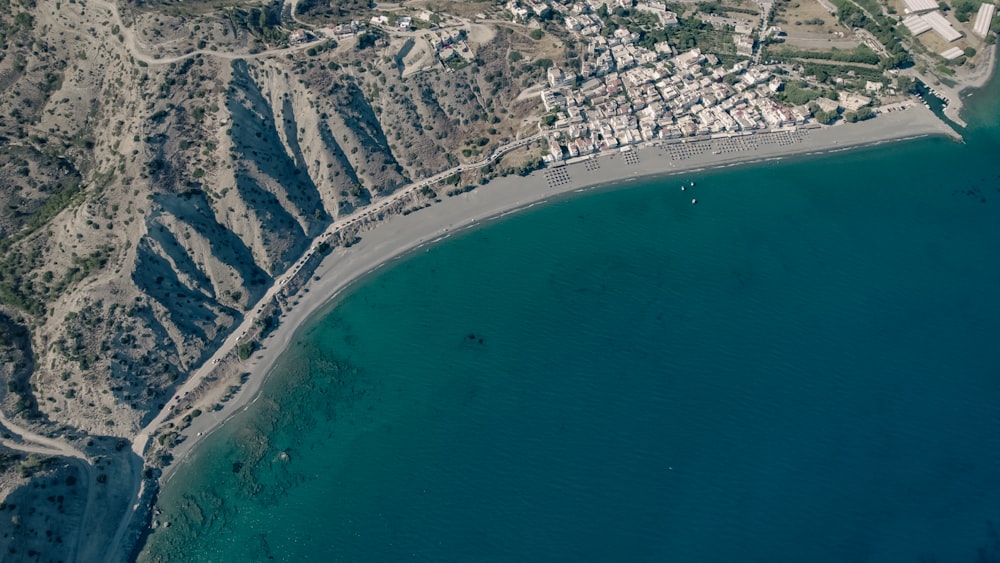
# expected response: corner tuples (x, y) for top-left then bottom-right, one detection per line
(153, 102), (955, 481)
(927, 43), (998, 127)
(131, 102), (956, 555)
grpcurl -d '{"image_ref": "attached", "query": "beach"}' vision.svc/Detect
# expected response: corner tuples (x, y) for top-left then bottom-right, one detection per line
(134, 91), (1000, 562)
(116, 102), (958, 558)
(154, 102), (955, 476)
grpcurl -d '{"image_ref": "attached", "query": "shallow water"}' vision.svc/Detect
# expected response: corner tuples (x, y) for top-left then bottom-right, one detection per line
(140, 80), (1000, 562)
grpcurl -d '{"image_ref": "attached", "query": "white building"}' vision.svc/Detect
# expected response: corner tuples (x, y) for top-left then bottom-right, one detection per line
(973, 2), (996, 37)
(940, 46), (965, 60)
(902, 14), (933, 35)
(838, 92), (871, 111)
(921, 11), (963, 42)
(541, 90), (566, 111)
(734, 34), (754, 57)
(903, 0), (937, 13)
(548, 67), (573, 89)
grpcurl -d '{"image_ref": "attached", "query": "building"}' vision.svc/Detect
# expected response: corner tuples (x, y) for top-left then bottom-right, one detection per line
(734, 34), (754, 57)
(921, 11), (963, 42)
(903, 0), (937, 13)
(838, 92), (871, 111)
(548, 67), (573, 89)
(507, 0), (530, 21)
(902, 14), (932, 35)
(814, 97), (839, 113)
(940, 46), (965, 60)
(673, 48), (705, 72)
(973, 2), (996, 37)
(541, 90), (566, 111)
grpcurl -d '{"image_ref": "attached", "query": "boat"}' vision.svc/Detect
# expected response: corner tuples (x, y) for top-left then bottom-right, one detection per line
(691, 198), (698, 205)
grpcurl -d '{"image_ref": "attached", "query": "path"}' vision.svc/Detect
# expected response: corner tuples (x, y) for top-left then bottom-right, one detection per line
(0, 411), (96, 562)
(90, 0), (329, 66)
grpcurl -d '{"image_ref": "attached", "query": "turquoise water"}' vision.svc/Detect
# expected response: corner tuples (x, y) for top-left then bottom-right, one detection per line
(139, 91), (1000, 561)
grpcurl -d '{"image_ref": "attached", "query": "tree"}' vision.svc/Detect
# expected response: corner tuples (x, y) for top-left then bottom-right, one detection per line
(896, 75), (916, 93)
(237, 341), (256, 360)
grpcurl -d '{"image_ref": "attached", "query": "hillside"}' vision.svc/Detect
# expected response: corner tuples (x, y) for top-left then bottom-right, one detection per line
(0, 0), (553, 558)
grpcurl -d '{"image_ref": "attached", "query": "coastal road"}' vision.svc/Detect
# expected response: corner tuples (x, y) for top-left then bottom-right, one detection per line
(117, 123), (558, 560)
(132, 127), (554, 456)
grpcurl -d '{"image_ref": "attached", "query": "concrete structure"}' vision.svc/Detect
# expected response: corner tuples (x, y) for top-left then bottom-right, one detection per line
(973, 2), (996, 37)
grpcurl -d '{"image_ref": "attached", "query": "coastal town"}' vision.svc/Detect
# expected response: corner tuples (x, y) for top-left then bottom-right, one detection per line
(330, 0), (996, 164)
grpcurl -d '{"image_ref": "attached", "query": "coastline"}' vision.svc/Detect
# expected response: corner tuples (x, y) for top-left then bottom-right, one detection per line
(127, 102), (956, 557)
(154, 102), (955, 481)
(925, 43), (998, 127)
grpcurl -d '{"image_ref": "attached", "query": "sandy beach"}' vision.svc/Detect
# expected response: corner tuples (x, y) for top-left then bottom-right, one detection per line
(116, 102), (958, 559)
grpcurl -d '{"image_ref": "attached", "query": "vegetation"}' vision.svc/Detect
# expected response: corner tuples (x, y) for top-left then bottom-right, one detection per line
(809, 102), (839, 125)
(774, 81), (822, 105)
(237, 341), (256, 360)
(952, 0), (983, 22)
(830, 0), (911, 69)
(843, 106), (875, 122)
(445, 185), (477, 197)
(768, 45), (881, 65)
(225, 3), (287, 44)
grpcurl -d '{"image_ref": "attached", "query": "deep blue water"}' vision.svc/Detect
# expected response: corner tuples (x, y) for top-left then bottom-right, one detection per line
(140, 86), (1000, 562)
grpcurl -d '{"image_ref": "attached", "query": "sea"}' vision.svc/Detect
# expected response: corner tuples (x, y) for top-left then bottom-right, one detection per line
(137, 79), (1000, 562)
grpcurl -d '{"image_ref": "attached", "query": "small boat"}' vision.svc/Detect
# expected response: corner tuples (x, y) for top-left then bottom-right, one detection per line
(691, 198), (698, 205)
(690, 181), (695, 186)
(681, 186), (686, 191)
